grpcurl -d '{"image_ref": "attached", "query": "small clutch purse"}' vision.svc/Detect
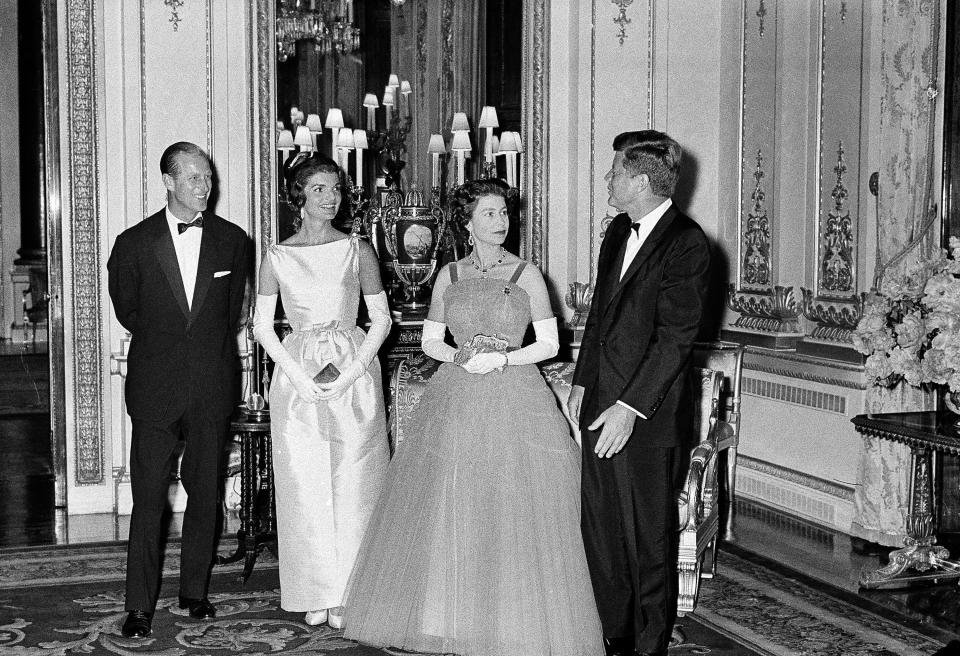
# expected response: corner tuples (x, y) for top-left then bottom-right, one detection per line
(312, 362), (341, 384)
(453, 333), (510, 366)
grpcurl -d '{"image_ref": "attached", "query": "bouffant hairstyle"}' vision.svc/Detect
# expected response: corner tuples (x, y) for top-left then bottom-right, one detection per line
(450, 178), (519, 230)
(285, 153), (343, 211)
(612, 130), (682, 197)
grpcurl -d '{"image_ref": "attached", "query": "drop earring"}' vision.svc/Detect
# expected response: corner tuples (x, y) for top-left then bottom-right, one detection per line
(468, 233), (474, 247)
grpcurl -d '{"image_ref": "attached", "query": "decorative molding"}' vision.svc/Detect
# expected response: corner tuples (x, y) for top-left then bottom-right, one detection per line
(742, 148), (771, 286)
(739, 455), (854, 501)
(743, 346), (867, 390)
(611, 0), (634, 45)
(820, 142), (854, 294)
(254, 0), (274, 249)
(164, 0), (184, 31)
(527, 0), (547, 266)
(800, 288), (864, 343)
(66, 0), (105, 484)
(743, 376), (847, 414)
(726, 284), (802, 333)
(589, 0), (596, 282)
(756, 0), (767, 38)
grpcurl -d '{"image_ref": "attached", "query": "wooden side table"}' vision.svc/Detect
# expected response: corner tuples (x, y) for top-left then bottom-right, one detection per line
(852, 411), (960, 588)
(217, 416), (276, 582)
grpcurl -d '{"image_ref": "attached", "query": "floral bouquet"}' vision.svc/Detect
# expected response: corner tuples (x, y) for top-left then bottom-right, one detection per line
(853, 236), (960, 393)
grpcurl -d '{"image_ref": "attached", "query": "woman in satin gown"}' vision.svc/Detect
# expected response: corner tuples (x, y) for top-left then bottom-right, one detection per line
(251, 154), (391, 629)
(342, 179), (605, 656)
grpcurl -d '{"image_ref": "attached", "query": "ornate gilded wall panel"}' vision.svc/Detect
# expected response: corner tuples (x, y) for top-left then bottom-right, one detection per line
(738, 0), (777, 291)
(816, 0), (862, 298)
(66, 0), (105, 484)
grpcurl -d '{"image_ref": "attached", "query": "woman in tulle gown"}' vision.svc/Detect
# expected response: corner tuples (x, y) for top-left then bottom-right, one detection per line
(342, 179), (605, 656)
(251, 154), (391, 629)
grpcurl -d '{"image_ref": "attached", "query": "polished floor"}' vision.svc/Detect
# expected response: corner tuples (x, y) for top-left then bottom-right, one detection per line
(3, 407), (960, 647)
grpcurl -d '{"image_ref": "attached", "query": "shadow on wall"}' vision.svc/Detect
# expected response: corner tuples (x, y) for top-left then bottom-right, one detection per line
(673, 150), (727, 341)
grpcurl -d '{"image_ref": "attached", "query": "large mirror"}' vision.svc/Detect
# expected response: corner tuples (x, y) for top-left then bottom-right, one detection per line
(256, 0), (545, 267)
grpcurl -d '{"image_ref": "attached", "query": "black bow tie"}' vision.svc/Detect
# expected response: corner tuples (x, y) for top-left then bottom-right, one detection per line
(630, 222), (642, 235)
(177, 216), (204, 234)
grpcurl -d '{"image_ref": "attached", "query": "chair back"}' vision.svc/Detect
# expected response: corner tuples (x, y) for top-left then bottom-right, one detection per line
(691, 341), (744, 445)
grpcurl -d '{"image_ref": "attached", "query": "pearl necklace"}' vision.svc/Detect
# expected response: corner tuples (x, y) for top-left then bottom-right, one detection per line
(471, 246), (505, 277)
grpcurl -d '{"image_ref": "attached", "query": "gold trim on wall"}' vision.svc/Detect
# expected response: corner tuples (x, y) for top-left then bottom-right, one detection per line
(66, 0), (105, 485)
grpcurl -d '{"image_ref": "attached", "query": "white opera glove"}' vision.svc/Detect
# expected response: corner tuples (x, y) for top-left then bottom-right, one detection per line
(317, 291), (391, 401)
(421, 319), (458, 363)
(504, 317), (560, 366)
(252, 293), (320, 403)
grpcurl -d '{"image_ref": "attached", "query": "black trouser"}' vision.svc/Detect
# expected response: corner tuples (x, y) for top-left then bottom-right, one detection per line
(125, 402), (228, 612)
(580, 424), (681, 654)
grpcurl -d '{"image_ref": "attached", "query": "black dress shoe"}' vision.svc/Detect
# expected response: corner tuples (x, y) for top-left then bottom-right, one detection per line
(604, 637), (634, 656)
(178, 596), (216, 619)
(121, 610), (153, 637)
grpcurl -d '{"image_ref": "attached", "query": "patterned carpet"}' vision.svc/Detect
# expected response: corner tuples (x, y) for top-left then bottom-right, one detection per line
(0, 541), (947, 655)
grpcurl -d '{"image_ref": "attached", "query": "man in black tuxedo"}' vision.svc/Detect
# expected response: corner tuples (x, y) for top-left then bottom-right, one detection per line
(107, 142), (250, 637)
(568, 131), (710, 656)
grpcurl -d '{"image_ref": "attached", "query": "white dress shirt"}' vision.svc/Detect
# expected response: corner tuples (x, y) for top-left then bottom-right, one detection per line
(619, 198), (672, 280)
(165, 208), (203, 309)
(616, 197), (672, 419)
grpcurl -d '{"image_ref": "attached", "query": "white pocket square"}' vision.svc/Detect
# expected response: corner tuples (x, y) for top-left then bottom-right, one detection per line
(214, 270), (231, 278)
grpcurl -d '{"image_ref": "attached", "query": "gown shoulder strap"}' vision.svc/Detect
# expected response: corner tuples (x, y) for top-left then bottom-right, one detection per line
(507, 261), (527, 284)
(448, 261), (460, 283)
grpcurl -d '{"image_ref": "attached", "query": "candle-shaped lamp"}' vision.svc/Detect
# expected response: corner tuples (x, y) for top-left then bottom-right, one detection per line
(382, 89), (395, 129)
(499, 131), (519, 187)
(451, 130), (472, 187)
(305, 113), (323, 151)
(353, 129), (368, 188)
(451, 111), (470, 133)
(293, 125), (313, 152)
(427, 133), (446, 188)
(362, 92), (379, 132)
(336, 127), (355, 174)
(478, 105), (499, 164)
(325, 108), (345, 160)
(388, 73), (400, 89)
(277, 129), (295, 162)
(400, 79), (412, 117)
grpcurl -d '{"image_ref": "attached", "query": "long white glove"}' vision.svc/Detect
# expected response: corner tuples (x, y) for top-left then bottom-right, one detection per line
(505, 317), (559, 365)
(421, 319), (458, 363)
(317, 291), (392, 400)
(252, 293), (320, 403)
(461, 317), (560, 374)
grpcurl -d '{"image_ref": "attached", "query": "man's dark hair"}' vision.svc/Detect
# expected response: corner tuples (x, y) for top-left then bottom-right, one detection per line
(612, 130), (682, 197)
(160, 142), (209, 177)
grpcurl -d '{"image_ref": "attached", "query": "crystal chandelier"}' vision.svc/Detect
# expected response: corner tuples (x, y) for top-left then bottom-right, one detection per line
(276, 0), (360, 62)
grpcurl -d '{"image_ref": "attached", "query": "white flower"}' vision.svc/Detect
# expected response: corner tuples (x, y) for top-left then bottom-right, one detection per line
(894, 312), (925, 350)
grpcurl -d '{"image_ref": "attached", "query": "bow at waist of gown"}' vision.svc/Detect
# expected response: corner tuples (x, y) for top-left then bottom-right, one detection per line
(289, 319), (356, 332)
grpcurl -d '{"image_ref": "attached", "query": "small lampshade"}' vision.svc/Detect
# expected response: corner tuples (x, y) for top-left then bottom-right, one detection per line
(336, 128), (355, 149)
(388, 73), (400, 88)
(382, 90), (395, 106)
(305, 113), (323, 132)
(353, 129), (369, 149)
(363, 92), (380, 108)
(490, 134), (500, 154)
(512, 131), (523, 152)
(450, 112), (470, 132)
(293, 126), (313, 148)
(498, 131), (518, 153)
(478, 105), (499, 128)
(400, 80), (412, 94)
(277, 129), (295, 149)
(427, 133), (446, 153)
(325, 108), (345, 129)
(451, 131), (472, 151)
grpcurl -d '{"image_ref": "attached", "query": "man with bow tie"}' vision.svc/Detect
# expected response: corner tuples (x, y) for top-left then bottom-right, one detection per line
(107, 141), (251, 638)
(568, 131), (710, 656)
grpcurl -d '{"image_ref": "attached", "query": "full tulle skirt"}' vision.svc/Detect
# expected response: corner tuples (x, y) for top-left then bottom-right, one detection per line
(342, 362), (605, 656)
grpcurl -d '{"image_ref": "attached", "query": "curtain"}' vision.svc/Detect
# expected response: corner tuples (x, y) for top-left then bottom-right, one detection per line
(851, 0), (941, 546)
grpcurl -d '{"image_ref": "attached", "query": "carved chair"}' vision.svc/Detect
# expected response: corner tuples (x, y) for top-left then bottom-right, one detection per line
(691, 340), (745, 543)
(388, 354), (723, 615)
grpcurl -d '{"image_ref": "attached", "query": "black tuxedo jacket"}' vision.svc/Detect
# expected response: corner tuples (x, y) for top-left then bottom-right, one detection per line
(107, 210), (251, 422)
(573, 205), (710, 448)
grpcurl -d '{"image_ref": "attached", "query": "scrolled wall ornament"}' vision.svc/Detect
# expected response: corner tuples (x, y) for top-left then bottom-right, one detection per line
(611, 0), (634, 45)
(821, 142), (854, 293)
(742, 148), (771, 287)
(164, 0), (184, 31)
(726, 284), (802, 333)
(800, 288), (865, 343)
(756, 0), (767, 38)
